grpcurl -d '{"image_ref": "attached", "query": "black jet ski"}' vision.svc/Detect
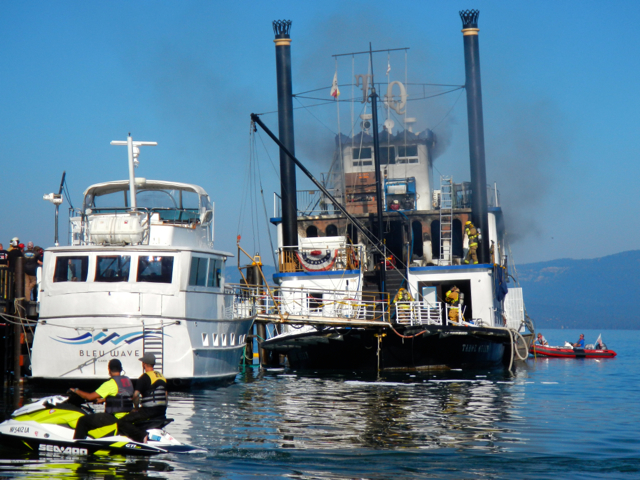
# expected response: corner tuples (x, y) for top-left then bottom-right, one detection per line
(0, 394), (204, 455)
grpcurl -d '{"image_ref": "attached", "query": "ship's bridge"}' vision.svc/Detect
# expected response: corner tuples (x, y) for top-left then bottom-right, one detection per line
(70, 180), (214, 249)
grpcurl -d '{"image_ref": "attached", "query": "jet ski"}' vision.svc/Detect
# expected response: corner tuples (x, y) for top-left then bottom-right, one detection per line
(0, 394), (205, 455)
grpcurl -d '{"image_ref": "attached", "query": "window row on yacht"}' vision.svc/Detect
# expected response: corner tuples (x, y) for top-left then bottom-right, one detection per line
(51, 253), (224, 288)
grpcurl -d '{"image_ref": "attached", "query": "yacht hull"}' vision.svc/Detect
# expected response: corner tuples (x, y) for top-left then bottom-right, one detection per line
(31, 315), (255, 383)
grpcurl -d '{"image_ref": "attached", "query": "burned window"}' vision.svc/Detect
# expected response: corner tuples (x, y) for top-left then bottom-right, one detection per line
(352, 147), (372, 159)
(379, 146), (396, 165)
(397, 145), (418, 157)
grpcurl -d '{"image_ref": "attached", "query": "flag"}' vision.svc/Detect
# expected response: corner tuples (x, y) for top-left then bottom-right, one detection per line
(330, 72), (340, 98)
(386, 61), (391, 75)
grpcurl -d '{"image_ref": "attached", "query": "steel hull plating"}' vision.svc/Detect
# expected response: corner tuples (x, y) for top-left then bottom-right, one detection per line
(263, 325), (509, 371)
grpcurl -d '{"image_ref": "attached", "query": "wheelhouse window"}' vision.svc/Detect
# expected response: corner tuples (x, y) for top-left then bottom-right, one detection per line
(53, 256), (89, 283)
(352, 147), (373, 167)
(95, 256), (130, 282)
(397, 145), (419, 163)
(352, 147), (372, 159)
(189, 257), (208, 286)
(207, 259), (223, 288)
(379, 146), (396, 165)
(137, 256), (174, 283)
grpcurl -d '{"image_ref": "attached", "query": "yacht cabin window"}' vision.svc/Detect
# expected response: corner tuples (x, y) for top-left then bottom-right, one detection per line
(207, 259), (222, 288)
(189, 257), (223, 288)
(54, 256), (89, 283)
(137, 256), (174, 283)
(95, 255), (131, 282)
(189, 257), (208, 286)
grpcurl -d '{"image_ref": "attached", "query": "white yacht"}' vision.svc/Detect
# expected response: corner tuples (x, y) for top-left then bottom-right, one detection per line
(30, 137), (255, 384)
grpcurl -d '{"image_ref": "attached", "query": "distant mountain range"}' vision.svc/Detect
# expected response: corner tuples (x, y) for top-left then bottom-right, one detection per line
(516, 250), (639, 330)
(226, 251), (638, 330)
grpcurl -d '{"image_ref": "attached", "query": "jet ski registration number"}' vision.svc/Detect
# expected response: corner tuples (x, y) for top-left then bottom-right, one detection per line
(9, 426), (29, 433)
(39, 444), (88, 455)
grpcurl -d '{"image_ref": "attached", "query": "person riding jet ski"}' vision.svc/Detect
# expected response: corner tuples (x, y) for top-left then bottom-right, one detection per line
(69, 358), (141, 441)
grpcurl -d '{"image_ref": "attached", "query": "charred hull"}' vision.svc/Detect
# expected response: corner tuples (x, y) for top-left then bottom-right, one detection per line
(262, 325), (510, 371)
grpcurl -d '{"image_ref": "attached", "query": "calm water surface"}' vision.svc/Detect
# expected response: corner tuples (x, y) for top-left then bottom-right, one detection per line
(1, 329), (639, 479)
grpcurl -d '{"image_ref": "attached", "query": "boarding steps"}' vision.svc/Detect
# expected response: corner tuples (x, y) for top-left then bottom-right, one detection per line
(385, 268), (406, 298)
(142, 322), (164, 374)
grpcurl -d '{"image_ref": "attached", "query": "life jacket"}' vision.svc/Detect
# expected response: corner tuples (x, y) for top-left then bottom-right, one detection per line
(104, 376), (134, 414)
(140, 371), (168, 408)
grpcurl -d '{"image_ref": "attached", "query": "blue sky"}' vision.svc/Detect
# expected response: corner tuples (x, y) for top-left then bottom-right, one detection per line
(1, 1), (638, 265)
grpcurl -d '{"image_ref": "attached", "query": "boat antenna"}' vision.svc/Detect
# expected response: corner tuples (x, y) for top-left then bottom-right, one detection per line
(42, 171), (66, 246)
(110, 134), (157, 211)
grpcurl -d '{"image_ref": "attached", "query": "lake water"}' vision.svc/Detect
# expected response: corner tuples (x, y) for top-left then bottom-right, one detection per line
(1, 328), (639, 479)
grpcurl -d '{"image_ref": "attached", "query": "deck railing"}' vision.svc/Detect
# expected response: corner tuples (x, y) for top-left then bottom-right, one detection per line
(394, 302), (487, 327)
(231, 284), (389, 323)
(278, 245), (363, 273)
(394, 301), (443, 326)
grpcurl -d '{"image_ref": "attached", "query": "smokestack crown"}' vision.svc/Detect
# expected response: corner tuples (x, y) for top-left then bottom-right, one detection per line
(459, 10), (479, 29)
(273, 20), (292, 39)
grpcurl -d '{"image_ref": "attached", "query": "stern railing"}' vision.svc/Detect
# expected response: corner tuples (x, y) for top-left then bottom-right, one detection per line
(278, 245), (363, 273)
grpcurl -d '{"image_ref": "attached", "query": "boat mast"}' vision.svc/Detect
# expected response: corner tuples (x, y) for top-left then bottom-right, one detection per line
(460, 10), (490, 263)
(110, 134), (157, 211)
(273, 20), (298, 249)
(368, 43), (386, 293)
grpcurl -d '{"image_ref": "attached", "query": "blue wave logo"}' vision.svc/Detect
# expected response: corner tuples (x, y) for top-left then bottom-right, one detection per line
(52, 331), (167, 345)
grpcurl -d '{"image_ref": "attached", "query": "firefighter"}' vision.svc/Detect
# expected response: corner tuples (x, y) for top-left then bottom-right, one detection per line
(464, 221), (479, 264)
(445, 286), (460, 324)
(392, 288), (414, 322)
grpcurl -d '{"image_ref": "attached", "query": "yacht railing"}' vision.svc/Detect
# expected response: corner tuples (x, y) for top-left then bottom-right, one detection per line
(68, 207), (201, 246)
(277, 245), (363, 273)
(226, 284), (258, 319)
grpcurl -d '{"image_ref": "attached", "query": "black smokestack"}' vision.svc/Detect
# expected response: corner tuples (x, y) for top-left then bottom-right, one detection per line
(273, 20), (298, 248)
(460, 10), (489, 263)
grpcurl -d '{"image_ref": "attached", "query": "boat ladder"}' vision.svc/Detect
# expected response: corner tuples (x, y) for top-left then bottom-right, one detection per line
(439, 176), (453, 265)
(142, 321), (164, 374)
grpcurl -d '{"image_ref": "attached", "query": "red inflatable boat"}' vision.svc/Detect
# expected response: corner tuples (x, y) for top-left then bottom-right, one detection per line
(530, 344), (617, 359)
